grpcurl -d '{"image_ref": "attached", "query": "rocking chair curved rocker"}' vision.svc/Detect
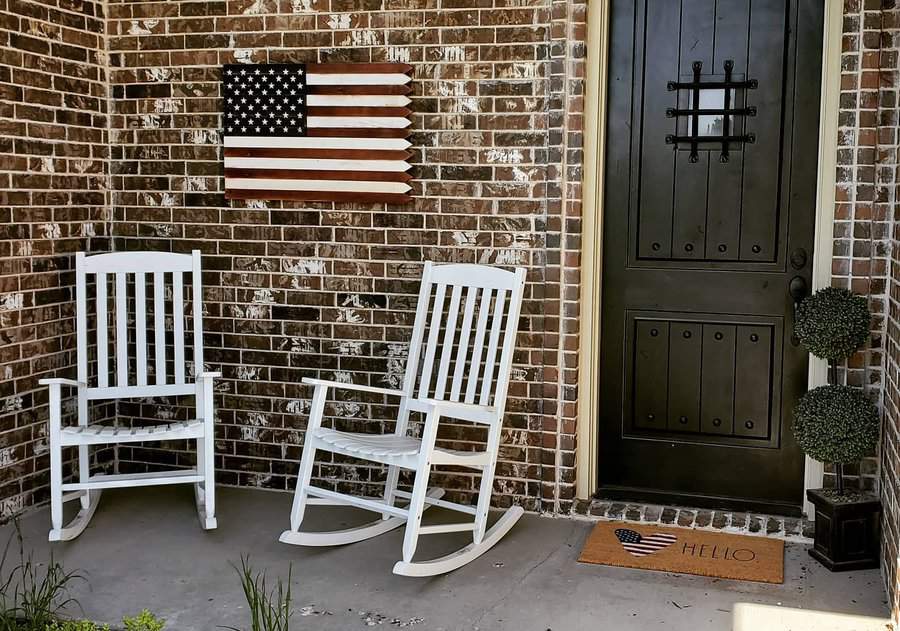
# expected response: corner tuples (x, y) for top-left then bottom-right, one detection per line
(280, 262), (527, 576)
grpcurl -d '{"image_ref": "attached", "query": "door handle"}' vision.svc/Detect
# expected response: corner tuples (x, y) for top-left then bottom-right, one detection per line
(789, 275), (808, 345)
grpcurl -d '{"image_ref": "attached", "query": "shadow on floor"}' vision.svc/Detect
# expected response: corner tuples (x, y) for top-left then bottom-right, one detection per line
(3, 486), (889, 631)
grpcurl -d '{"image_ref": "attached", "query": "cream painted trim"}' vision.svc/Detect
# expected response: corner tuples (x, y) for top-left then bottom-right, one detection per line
(575, 0), (610, 499)
(576, 1), (843, 514)
(803, 0), (843, 518)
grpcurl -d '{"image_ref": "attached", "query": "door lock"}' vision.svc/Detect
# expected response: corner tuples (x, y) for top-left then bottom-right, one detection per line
(790, 248), (808, 270)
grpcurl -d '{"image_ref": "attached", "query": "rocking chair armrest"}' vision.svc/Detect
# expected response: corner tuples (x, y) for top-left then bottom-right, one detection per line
(196, 371), (222, 380)
(301, 378), (405, 398)
(409, 398), (497, 425)
(39, 378), (85, 389)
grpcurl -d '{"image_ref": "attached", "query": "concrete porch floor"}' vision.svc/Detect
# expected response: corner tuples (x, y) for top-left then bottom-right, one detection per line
(4, 487), (890, 631)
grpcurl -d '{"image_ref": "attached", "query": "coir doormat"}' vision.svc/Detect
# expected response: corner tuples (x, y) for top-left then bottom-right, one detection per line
(578, 521), (784, 584)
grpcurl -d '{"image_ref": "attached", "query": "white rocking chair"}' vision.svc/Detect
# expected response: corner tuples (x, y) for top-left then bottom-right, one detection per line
(280, 262), (527, 576)
(40, 250), (219, 542)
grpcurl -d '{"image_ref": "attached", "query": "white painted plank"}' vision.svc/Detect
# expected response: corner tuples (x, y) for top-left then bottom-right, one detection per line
(75, 253), (88, 386)
(86, 383), (195, 400)
(465, 288), (492, 405)
(306, 73), (411, 85)
(418, 283), (446, 399)
(115, 273), (128, 388)
(224, 136), (411, 150)
(480, 290), (506, 406)
(307, 116), (411, 129)
(154, 272), (166, 385)
(96, 273), (108, 388)
(435, 285), (462, 400)
(224, 178), (411, 193)
(82, 251), (193, 274)
(172, 272), (185, 385)
(135, 272), (147, 386)
(306, 95), (411, 107)
(451, 286), (478, 402)
(192, 250), (204, 376)
(224, 157), (410, 172)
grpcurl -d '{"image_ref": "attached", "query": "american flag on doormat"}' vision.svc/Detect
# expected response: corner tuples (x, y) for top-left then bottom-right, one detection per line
(222, 63), (413, 204)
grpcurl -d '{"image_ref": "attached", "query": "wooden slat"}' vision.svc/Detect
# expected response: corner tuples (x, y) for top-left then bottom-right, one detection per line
(306, 63), (413, 74)
(172, 271), (185, 385)
(224, 168), (413, 182)
(135, 272), (147, 387)
(75, 253), (88, 386)
(305, 85), (412, 96)
(115, 273), (128, 388)
(81, 251), (193, 274)
(154, 272), (166, 385)
(307, 94), (411, 107)
(224, 157), (410, 172)
(435, 285), (463, 400)
(480, 290), (506, 406)
(465, 288), (492, 404)
(225, 135), (411, 150)
(192, 250), (204, 375)
(306, 74), (412, 86)
(306, 106), (411, 117)
(451, 286), (478, 402)
(306, 116), (412, 129)
(225, 190), (413, 204)
(96, 273), (108, 388)
(223, 148), (413, 161)
(306, 127), (410, 139)
(633, 320), (669, 431)
(225, 178), (410, 194)
(418, 283), (446, 399)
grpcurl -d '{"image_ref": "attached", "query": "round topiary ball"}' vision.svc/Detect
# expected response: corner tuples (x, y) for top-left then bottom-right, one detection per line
(793, 384), (879, 464)
(794, 287), (870, 361)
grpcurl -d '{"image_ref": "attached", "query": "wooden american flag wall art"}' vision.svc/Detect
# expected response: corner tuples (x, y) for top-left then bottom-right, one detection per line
(222, 63), (413, 204)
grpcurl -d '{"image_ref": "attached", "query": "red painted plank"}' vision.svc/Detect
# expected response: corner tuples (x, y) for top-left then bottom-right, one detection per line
(225, 168), (412, 182)
(224, 148), (413, 160)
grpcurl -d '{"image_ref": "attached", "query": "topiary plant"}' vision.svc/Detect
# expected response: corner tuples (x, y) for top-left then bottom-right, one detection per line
(794, 286), (870, 362)
(792, 286), (875, 495)
(793, 385), (879, 494)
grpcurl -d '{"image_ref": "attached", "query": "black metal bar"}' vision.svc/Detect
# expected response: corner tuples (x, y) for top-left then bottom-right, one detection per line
(667, 79), (758, 91)
(721, 60), (733, 162)
(690, 61), (701, 162)
(666, 107), (757, 118)
(665, 134), (756, 145)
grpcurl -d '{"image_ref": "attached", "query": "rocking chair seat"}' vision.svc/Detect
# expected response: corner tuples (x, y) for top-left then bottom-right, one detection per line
(314, 427), (490, 469)
(59, 419), (205, 446)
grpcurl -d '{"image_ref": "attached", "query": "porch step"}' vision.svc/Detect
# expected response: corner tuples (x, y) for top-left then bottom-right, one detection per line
(572, 498), (814, 542)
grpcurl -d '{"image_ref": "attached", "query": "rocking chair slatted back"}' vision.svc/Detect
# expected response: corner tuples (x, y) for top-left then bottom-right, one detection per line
(76, 250), (204, 399)
(406, 262), (525, 418)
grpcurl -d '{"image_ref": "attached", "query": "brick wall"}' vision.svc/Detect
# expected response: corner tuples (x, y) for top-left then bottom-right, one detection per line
(103, 0), (587, 513)
(865, 0), (900, 620)
(0, 0), (110, 518)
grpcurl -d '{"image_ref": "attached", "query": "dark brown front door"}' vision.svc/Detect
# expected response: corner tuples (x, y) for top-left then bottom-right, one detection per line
(598, 0), (824, 515)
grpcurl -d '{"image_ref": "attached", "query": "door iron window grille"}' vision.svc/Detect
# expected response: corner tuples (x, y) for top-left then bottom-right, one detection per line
(665, 60), (757, 163)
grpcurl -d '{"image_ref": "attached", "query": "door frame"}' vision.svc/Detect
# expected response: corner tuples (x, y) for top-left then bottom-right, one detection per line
(577, 0), (843, 518)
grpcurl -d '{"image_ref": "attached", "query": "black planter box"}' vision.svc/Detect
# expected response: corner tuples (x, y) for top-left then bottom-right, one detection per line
(807, 488), (881, 571)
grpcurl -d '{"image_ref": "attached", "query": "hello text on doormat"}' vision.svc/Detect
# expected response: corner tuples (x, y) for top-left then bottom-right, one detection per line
(578, 521), (784, 584)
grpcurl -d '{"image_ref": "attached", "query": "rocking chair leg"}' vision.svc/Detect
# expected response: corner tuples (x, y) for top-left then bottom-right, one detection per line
(77, 397), (90, 510)
(473, 424), (502, 544)
(288, 440), (318, 532)
(49, 444), (63, 535)
(401, 463), (432, 563)
(78, 446), (90, 510)
(382, 465), (401, 521)
(202, 430), (216, 529)
(48, 384), (63, 535)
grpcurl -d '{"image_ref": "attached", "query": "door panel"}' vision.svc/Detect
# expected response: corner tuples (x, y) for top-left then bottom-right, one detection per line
(598, 0), (823, 515)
